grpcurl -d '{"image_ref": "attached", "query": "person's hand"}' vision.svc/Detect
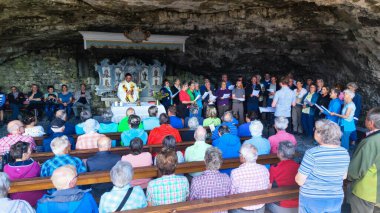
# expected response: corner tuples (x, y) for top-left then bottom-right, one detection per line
(63, 103), (67, 106)
(270, 92), (275, 96)
(250, 94), (254, 97)
(330, 112), (336, 116)
(303, 105), (306, 109)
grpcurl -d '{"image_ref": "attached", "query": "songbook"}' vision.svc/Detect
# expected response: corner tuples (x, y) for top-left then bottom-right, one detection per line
(259, 107), (276, 113)
(228, 85), (235, 90)
(209, 94), (217, 102)
(251, 90), (260, 96)
(194, 94), (201, 101)
(296, 102), (304, 106)
(236, 98), (245, 102)
(222, 93), (230, 99)
(171, 91), (180, 98)
(321, 105), (331, 114)
(209, 124), (216, 132)
(267, 89), (274, 93)
(314, 103), (324, 112)
(202, 92), (209, 100)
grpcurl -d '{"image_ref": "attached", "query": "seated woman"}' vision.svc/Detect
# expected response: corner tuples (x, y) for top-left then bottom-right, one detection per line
(75, 110), (92, 135)
(121, 115), (148, 146)
(122, 138), (152, 189)
(4, 141), (45, 206)
(181, 117), (199, 141)
(154, 135), (184, 165)
(268, 116), (297, 154)
(147, 148), (189, 206)
(237, 111), (257, 137)
(268, 141), (300, 213)
(296, 119), (350, 213)
(202, 106), (221, 127)
(22, 113), (45, 137)
(58, 84), (73, 118)
(0, 172), (35, 212)
(99, 161), (147, 212)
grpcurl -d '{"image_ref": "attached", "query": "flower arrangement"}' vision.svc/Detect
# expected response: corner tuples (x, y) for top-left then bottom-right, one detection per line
(152, 91), (168, 105)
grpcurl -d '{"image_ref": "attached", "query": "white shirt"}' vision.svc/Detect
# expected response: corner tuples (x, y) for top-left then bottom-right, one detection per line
(117, 80), (139, 103)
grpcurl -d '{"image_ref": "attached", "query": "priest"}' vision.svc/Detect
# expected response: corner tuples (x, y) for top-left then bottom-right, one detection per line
(117, 73), (139, 103)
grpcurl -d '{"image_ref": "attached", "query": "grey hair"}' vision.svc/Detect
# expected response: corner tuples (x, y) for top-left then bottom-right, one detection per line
(83, 119), (100, 133)
(367, 107), (380, 129)
(0, 172), (10, 198)
(249, 120), (263, 136)
(56, 110), (67, 121)
(80, 110), (92, 121)
(204, 147), (223, 170)
(223, 111), (233, 122)
(275, 117), (289, 130)
(188, 117), (200, 130)
(343, 89), (355, 99)
(240, 143), (258, 163)
(194, 126), (207, 141)
(346, 82), (358, 90)
(110, 161), (134, 188)
(278, 141), (296, 159)
(51, 136), (69, 155)
(315, 119), (342, 145)
(7, 122), (22, 134)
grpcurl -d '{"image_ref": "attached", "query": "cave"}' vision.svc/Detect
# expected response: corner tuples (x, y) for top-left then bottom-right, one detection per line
(0, 0), (379, 110)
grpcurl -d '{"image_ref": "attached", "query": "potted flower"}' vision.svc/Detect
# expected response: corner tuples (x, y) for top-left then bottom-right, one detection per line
(152, 91), (168, 106)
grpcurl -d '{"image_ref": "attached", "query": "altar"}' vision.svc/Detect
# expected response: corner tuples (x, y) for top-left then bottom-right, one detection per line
(111, 102), (166, 123)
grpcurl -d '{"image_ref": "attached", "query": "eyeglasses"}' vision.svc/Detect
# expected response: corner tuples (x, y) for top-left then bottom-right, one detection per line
(69, 174), (79, 185)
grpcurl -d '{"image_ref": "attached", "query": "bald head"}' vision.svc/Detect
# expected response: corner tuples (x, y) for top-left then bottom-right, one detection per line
(7, 120), (24, 135)
(97, 136), (112, 151)
(51, 165), (77, 190)
(126, 107), (135, 116)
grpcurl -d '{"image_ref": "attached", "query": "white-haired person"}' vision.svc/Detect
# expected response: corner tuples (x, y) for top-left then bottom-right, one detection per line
(0, 120), (36, 155)
(181, 117), (200, 141)
(211, 111), (238, 140)
(37, 165), (98, 213)
(243, 120), (270, 155)
(296, 119), (349, 213)
(347, 82), (362, 146)
(268, 141), (300, 213)
(76, 119), (105, 150)
(75, 110), (92, 135)
(42, 118), (75, 152)
(0, 172), (35, 213)
(230, 143), (270, 213)
(268, 117), (297, 154)
(185, 126), (211, 177)
(99, 161), (147, 212)
(330, 89), (356, 150)
(46, 109), (76, 136)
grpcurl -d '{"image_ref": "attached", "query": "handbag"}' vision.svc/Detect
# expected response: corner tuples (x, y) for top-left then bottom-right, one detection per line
(115, 187), (134, 212)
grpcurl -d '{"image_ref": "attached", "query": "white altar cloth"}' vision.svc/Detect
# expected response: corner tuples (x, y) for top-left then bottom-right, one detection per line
(111, 102), (166, 123)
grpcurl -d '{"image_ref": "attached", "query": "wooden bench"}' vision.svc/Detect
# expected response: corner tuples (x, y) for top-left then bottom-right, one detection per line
(9, 155), (280, 193)
(124, 186), (299, 213)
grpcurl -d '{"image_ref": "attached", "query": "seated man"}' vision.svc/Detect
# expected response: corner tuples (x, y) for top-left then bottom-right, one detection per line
(168, 105), (184, 129)
(118, 107), (143, 132)
(37, 165), (98, 212)
(212, 125), (241, 175)
(0, 172), (35, 212)
(190, 147), (231, 200)
(185, 126), (211, 177)
(73, 83), (92, 119)
(26, 84), (44, 119)
(238, 111), (257, 137)
(76, 119), (105, 150)
(230, 143), (270, 213)
(211, 111), (238, 140)
(41, 136), (86, 178)
(44, 85), (59, 121)
(147, 113), (182, 145)
(99, 161), (147, 212)
(87, 137), (121, 199)
(121, 115), (148, 146)
(142, 106), (160, 131)
(43, 118), (75, 152)
(243, 120), (271, 156)
(0, 120), (36, 155)
(46, 110), (76, 136)
(269, 116), (297, 154)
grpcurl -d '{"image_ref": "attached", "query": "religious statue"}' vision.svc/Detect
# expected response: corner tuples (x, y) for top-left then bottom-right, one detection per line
(117, 73), (139, 103)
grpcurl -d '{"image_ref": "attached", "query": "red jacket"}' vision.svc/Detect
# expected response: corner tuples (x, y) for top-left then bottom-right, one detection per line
(147, 124), (182, 145)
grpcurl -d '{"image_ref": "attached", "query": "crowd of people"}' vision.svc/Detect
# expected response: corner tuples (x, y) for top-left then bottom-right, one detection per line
(0, 73), (377, 213)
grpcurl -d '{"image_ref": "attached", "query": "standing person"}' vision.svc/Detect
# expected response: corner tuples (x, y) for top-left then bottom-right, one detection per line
(266, 76), (279, 107)
(330, 89), (356, 150)
(221, 74), (232, 89)
(295, 119), (350, 213)
(187, 82), (196, 101)
(44, 86), (59, 121)
(160, 79), (173, 110)
(73, 83), (92, 119)
(316, 78), (324, 94)
(201, 80), (216, 117)
(7, 86), (25, 121)
(216, 81), (231, 118)
(177, 81), (193, 119)
(325, 88), (342, 124)
(263, 73), (271, 89)
(272, 77), (296, 133)
(347, 82), (362, 147)
(348, 107), (380, 213)
(300, 84), (319, 138)
(292, 81), (307, 134)
(315, 86), (330, 120)
(194, 82), (203, 117)
(26, 84), (44, 119)
(58, 84), (73, 118)
(0, 88), (5, 126)
(246, 76), (261, 115)
(232, 80), (245, 124)
(171, 78), (181, 106)
(305, 78), (313, 91)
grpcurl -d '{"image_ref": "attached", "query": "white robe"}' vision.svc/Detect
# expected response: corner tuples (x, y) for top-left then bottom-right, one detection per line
(117, 80), (139, 103)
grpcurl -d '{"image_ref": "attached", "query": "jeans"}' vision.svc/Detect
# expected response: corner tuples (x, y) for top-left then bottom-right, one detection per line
(10, 103), (21, 120)
(218, 104), (229, 118)
(59, 103), (73, 118)
(341, 129), (353, 150)
(301, 113), (314, 137)
(299, 194), (343, 213)
(27, 101), (44, 118)
(292, 106), (303, 133)
(45, 103), (58, 120)
(73, 102), (91, 117)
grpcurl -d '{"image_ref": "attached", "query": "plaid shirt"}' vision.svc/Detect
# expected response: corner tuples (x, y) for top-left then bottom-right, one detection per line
(76, 132), (105, 150)
(99, 184), (147, 213)
(0, 134), (36, 155)
(190, 170), (231, 200)
(230, 162), (269, 210)
(40, 154), (87, 177)
(147, 174), (189, 206)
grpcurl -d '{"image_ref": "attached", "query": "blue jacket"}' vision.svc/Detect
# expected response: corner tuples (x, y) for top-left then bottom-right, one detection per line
(212, 133), (241, 175)
(37, 188), (98, 213)
(142, 117), (160, 131)
(325, 98), (342, 124)
(238, 122), (251, 137)
(160, 87), (172, 108)
(46, 122), (76, 136)
(43, 132), (75, 152)
(75, 123), (85, 135)
(169, 116), (184, 129)
(353, 93), (362, 119)
(98, 122), (118, 133)
(301, 92), (320, 116)
(121, 128), (148, 146)
(0, 92), (6, 108)
(211, 122), (238, 140)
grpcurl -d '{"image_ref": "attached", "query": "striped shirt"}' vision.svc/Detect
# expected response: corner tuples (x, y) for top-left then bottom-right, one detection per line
(76, 132), (105, 150)
(298, 145), (350, 198)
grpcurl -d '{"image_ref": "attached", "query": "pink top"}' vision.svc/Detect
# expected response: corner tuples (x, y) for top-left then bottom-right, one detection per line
(268, 130), (297, 154)
(122, 152), (153, 188)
